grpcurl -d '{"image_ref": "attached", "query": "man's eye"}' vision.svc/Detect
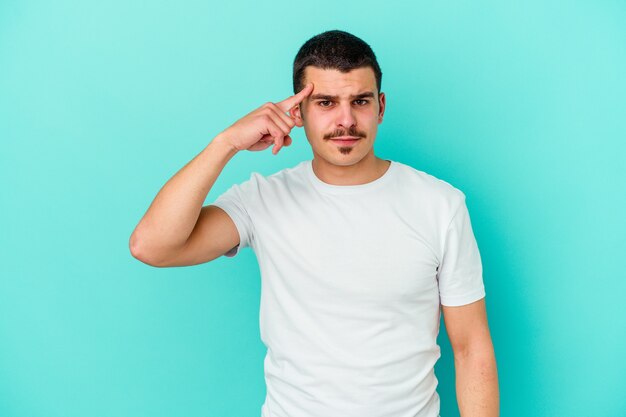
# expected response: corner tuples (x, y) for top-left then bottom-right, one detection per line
(355, 99), (369, 105)
(319, 101), (332, 107)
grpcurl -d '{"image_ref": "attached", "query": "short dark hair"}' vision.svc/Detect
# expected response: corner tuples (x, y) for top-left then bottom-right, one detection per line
(292, 30), (382, 95)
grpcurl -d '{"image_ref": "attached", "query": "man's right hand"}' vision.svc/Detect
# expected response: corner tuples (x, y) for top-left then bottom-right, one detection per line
(219, 83), (314, 155)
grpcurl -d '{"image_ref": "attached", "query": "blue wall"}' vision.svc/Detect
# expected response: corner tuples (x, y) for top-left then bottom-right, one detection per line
(1, 1), (625, 416)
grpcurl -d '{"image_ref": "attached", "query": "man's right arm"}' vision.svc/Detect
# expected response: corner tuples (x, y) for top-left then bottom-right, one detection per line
(128, 82), (314, 267)
(129, 133), (240, 267)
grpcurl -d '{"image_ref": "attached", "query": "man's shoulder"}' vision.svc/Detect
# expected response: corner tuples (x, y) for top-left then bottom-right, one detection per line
(392, 160), (466, 201)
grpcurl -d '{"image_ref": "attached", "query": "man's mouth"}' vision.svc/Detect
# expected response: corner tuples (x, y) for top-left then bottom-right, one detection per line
(330, 136), (360, 145)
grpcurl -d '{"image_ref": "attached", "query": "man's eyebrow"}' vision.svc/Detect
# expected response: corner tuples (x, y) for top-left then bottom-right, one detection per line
(309, 92), (376, 100)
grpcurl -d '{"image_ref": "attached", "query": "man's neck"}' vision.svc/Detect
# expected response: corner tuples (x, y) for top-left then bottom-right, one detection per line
(311, 155), (391, 186)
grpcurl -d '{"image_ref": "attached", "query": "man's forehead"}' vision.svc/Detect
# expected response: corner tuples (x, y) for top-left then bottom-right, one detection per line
(303, 66), (377, 98)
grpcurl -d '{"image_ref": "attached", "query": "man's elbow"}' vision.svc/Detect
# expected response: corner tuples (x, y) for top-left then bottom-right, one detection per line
(453, 338), (496, 363)
(129, 233), (163, 267)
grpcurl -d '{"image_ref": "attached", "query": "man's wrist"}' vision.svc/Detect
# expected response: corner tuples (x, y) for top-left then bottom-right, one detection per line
(210, 131), (239, 158)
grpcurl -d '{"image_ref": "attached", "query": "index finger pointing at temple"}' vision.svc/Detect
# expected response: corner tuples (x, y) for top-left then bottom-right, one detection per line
(276, 83), (314, 113)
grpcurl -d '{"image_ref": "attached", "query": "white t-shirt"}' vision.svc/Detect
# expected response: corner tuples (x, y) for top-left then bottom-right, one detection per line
(211, 159), (485, 417)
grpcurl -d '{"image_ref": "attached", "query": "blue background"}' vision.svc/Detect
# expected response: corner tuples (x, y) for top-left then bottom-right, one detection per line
(1, 1), (625, 416)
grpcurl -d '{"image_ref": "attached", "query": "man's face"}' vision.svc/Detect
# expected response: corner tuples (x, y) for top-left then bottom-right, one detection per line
(290, 66), (386, 168)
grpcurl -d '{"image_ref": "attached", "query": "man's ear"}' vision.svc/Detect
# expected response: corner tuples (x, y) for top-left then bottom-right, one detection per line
(378, 92), (386, 124)
(289, 104), (304, 127)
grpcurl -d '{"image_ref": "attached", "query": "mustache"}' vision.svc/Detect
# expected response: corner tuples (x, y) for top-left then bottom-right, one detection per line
(323, 127), (367, 140)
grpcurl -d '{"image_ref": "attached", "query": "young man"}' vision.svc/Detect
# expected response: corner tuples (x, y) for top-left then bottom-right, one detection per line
(130, 30), (499, 417)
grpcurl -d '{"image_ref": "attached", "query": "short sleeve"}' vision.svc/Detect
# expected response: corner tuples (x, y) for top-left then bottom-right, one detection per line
(436, 195), (486, 306)
(210, 177), (256, 258)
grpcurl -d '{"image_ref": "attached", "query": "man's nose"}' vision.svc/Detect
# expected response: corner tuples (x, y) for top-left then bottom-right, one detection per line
(335, 102), (357, 129)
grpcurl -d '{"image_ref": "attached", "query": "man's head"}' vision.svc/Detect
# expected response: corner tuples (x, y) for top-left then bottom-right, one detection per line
(289, 30), (386, 168)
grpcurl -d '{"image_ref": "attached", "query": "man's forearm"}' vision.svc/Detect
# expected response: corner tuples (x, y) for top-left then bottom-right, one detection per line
(129, 133), (238, 264)
(454, 347), (499, 417)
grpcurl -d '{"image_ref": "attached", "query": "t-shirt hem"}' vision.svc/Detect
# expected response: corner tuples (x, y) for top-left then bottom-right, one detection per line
(210, 200), (246, 257)
(439, 288), (485, 307)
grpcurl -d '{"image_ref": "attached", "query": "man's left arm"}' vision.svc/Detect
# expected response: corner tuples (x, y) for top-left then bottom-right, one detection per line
(442, 297), (499, 417)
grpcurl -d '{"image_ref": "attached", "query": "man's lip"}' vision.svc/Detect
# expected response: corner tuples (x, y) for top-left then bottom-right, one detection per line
(330, 136), (360, 140)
